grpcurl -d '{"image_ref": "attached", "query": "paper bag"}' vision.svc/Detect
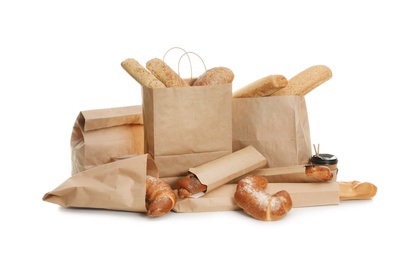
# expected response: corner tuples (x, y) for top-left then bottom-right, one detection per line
(232, 96), (312, 167)
(142, 83), (233, 181)
(43, 154), (157, 212)
(173, 182), (339, 213)
(71, 105), (144, 175)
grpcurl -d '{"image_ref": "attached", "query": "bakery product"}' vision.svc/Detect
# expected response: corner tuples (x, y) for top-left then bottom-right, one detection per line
(121, 58), (166, 88)
(232, 74), (288, 98)
(146, 58), (190, 88)
(305, 165), (333, 181)
(192, 66), (234, 86)
(146, 175), (177, 217)
(234, 175), (292, 221)
(176, 173), (207, 198)
(338, 181), (377, 200)
(271, 65), (332, 96)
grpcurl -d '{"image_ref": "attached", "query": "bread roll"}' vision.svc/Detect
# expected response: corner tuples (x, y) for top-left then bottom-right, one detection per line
(272, 65), (332, 96)
(338, 181), (377, 200)
(176, 173), (207, 198)
(234, 175), (292, 221)
(192, 66), (234, 86)
(146, 176), (177, 217)
(121, 58), (166, 88)
(305, 165), (333, 181)
(146, 58), (190, 88)
(233, 74), (288, 98)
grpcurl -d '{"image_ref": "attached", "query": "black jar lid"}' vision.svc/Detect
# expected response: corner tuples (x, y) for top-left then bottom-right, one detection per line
(311, 153), (338, 165)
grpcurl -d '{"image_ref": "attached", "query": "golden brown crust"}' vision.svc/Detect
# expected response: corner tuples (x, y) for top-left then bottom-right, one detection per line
(176, 173), (207, 198)
(145, 176), (177, 217)
(232, 75), (288, 98)
(146, 58), (190, 88)
(192, 67), (234, 86)
(234, 175), (292, 221)
(121, 58), (166, 88)
(338, 181), (378, 200)
(271, 65), (332, 96)
(305, 165), (333, 181)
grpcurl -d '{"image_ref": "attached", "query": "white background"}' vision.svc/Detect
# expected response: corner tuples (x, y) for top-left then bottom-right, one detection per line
(1, 0), (413, 259)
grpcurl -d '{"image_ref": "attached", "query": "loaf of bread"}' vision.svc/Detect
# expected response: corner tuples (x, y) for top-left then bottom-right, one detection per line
(234, 175), (292, 221)
(146, 58), (190, 88)
(305, 165), (333, 181)
(232, 75), (288, 98)
(192, 66), (234, 86)
(146, 175), (177, 217)
(338, 181), (377, 200)
(176, 173), (207, 198)
(272, 65), (332, 96)
(121, 58), (166, 88)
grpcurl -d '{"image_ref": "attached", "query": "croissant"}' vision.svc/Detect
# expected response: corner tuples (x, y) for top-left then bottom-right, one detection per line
(234, 175), (292, 221)
(176, 173), (207, 198)
(146, 176), (177, 217)
(305, 165), (333, 181)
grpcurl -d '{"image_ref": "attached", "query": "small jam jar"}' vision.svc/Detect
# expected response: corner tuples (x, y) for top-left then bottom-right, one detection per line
(310, 153), (338, 181)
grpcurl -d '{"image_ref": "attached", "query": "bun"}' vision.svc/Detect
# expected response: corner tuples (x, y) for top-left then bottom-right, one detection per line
(272, 65), (332, 96)
(121, 58), (166, 88)
(233, 75), (288, 98)
(176, 173), (207, 198)
(146, 175), (177, 217)
(234, 175), (292, 221)
(338, 181), (377, 200)
(146, 58), (190, 88)
(192, 66), (234, 86)
(305, 165), (333, 181)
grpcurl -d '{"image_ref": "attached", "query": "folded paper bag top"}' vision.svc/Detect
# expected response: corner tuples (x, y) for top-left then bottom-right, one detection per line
(189, 145), (267, 195)
(43, 154), (157, 212)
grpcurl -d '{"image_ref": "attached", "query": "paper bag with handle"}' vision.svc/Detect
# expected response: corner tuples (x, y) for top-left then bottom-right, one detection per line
(70, 105), (144, 175)
(121, 48), (233, 187)
(232, 65), (333, 168)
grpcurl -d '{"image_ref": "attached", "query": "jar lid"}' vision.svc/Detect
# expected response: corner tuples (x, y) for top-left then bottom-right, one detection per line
(311, 153), (338, 165)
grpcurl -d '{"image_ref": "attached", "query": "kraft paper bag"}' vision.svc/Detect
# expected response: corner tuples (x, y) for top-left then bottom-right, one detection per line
(43, 154), (157, 212)
(173, 182), (339, 213)
(71, 105), (144, 175)
(232, 96), (312, 167)
(142, 83), (233, 183)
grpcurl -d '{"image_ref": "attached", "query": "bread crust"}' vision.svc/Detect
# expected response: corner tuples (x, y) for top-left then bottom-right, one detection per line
(234, 175), (292, 221)
(192, 66), (234, 86)
(146, 176), (177, 217)
(121, 58), (166, 88)
(233, 75), (288, 98)
(146, 58), (190, 88)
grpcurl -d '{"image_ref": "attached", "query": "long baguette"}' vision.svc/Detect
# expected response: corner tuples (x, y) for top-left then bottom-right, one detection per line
(121, 58), (166, 89)
(146, 58), (190, 88)
(233, 74), (287, 98)
(272, 65), (332, 96)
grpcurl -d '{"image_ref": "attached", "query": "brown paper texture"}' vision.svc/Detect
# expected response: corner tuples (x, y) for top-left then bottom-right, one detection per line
(142, 83), (233, 181)
(189, 145), (267, 193)
(43, 154), (157, 212)
(71, 105), (144, 175)
(230, 165), (338, 184)
(173, 182), (339, 213)
(232, 96), (312, 167)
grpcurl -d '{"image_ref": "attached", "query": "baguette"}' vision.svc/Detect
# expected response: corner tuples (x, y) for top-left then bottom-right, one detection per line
(232, 74), (288, 98)
(272, 65), (332, 96)
(121, 58), (166, 88)
(192, 66), (234, 86)
(338, 181), (377, 201)
(146, 58), (190, 88)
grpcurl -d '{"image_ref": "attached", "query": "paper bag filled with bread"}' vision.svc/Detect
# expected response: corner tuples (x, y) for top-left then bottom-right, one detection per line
(121, 50), (234, 187)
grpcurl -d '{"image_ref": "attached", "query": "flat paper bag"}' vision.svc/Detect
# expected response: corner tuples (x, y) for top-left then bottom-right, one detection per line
(142, 83), (233, 180)
(71, 105), (144, 175)
(190, 145), (267, 194)
(43, 154), (157, 212)
(232, 96), (312, 167)
(173, 182), (339, 213)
